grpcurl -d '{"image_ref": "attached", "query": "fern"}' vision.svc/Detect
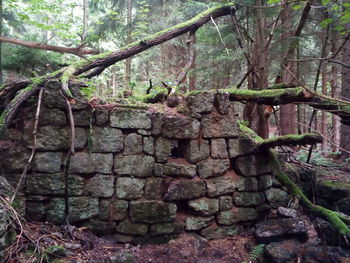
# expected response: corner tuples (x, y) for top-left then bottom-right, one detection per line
(241, 244), (266, 263)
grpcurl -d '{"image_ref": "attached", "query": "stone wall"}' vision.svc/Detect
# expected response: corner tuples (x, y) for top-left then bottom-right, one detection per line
(0, 85), (290, 244)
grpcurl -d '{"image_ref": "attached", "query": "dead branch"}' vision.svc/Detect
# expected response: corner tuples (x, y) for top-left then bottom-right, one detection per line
(256, 133), (322, 150)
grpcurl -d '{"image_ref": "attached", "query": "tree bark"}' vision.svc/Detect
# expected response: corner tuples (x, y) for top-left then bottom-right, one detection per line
(125, 0), (133, 88)
(321, 63), (329, 154)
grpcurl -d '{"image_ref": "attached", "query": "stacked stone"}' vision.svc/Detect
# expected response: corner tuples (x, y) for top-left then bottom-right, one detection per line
(0, 88), (284, 244)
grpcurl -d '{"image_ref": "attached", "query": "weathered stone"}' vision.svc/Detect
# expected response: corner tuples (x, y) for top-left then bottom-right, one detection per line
(99, 199), (128, 221)
(228, 138), (256, 159)
(110, 109), (151, 129)
(219, 196), (233, 211)
(153, 163), (163, 177)
(3, 128), (22, 141)
(154, 137), (178, 163)
(258, 175), (273, 190)
(162, 115), (200, 139)
(40, 108), (66, 126)
(255, 218), (308, 243)
(233, 192), (265, 206)
(227, 139), (239, 158)
(200, 223), (239, 239)
(317, 181), (350, 201)
(188, 198), (219, 216)
(109, 250), (134, 263)
(163, 161), (197, 178)
(0, 146), (30, 172)
(26, 173), (64, 195)
(164, 180), (206, 201)
(91, 127), (123, 153)
(114, 155), (154, 177)
(82, 219), (118, 235)
(334, 197), (350, 216)
(95, 110), (109, 126)
(75, 128), (87, 150)
(67, 175), (85, 196)
(214, 92), (231, 115)
(117, 220), (148, 236)
(47, 197), (99, 224)
(187, 91), (214, 114)
(236, 177), (258, 191)
(70, 153), (113, 174)
(35, 126), (68, 150)
(182, 139), (210, 163)
(150, 112), (164, 136)
(25, 201), (47, 221)
(130, 200), (177, 223)
(210, 139), (228, 159)
(138, 129), (151, 135)
(235, 154), (271, 176)
(145, 178), (163, 199)
(73, 109), (90, 126)
(143, 136), (154, 155)
(124, 133), (142, 155)
(265, 188), (290, 208)
(33, 152), (63, 173)
(277, 207), (297, 218)
(116, 177), (145, 200)
(217, 207), (258, 225)
(197, 159), (230, 179)
(2, 174), (24, 191)
(85, 174), (114, 197)
(185, 216), (214, 231)
(303, 246), (350, 263)
(150, 223), (183, 236)
(201, 113), (238, 138)
(265, 239), (302, 263)
(206, 174), (237, 197)
(167, 94), (181, 108)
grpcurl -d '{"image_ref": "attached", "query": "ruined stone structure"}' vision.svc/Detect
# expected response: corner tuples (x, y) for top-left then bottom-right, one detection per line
(0, 84), (290, 244)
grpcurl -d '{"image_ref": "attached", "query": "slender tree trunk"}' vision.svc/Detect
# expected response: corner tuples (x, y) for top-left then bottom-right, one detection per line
(189, 34), (196, 91)
(321, 64), (329, 155)
(0, 0), (2, 86)
(82, 0), (88, 42)
(125, 0), (132, 88)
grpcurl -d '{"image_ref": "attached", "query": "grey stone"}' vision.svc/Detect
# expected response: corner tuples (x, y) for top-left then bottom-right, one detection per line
(235, 154), (271, 176)
(143, 136), (154, 155)
(114, 155), (154, 177)
(162, 115), (200, 139)
(25, 201), (47, 221)
(188, 198), (219, 216)
(228, 138), (256, 158)
(138, 129), (151, 135)
(266, 188), (290, 208)
(317, 181), (350, 201)
(185, 216), (214, 231)
(0, 146), (30, 172)
(219, 196), (233, 211)
(150, 223), (183, 236)
(217, 207), (258, 225)
(35, 126), (69, 150)
(145, 178), (163, 199)
(154, 163), (163, 177)
(206, 175), (237, 197)
(69, 153), (113, 174)
(75, 128), (87, 150)
(258, 175), (273, 190)
(26, 173), (64, 195)
(81, 219), (118, 236)
(91, 127), (123, 153)
(182, 139), (210, 163)
(211, 139), (228, 159)
(40, 108), (66, 126)
(197, 159), (230, 179)
(110, 251), (134, 263)
(214, 92), (231, 115)
(163, 161), (197, 178)
(95, 110), (109, 126)
(278, 207), (297, 218)
(154, 137), (177, 163)
(236, 177), (258, 192)
(33, 152), (63, 173)
(187, 92), (214, 114)
(164, 180), (206, 201)
(233, 192), (265, 207)
(67, 175), (85, 196)
(99, 199), (128, 221)
(200, 223), (239, 239)
(110, 109), (151, 129)
(117, 220), (148, 236)
(265, 239), (301, 263)
(334, 197), (350, 216)
(124, 133), (142, 155)
(201, 113), (238, 138)
(150, 112), (164, 136)
(130, 200), (177, 223)
(85, 174), (114, 197)
(73, 110), (90, 126)
(116, 177), (145, 200)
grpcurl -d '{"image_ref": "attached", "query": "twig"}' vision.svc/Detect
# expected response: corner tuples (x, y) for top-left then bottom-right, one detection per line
(235, 0), (301, 9)
(210, 15), (229, 55)
(328, 59), (350, 68)
(10, 87), (44, 204)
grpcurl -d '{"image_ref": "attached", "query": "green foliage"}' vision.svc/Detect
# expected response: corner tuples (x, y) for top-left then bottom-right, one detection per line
(296, 149), (344, 167)
(241, 244), (266, 263)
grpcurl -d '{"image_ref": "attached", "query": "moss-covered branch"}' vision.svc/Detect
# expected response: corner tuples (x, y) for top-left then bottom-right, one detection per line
(257, 134), (322, 150)
(239, 124), (350, 235)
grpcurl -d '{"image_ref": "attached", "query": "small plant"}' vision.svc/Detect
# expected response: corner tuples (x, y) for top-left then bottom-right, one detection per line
(241, 244), (266, 263)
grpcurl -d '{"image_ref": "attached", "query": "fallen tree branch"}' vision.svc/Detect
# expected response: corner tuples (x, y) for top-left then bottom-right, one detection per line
(256, 133), (322, 150)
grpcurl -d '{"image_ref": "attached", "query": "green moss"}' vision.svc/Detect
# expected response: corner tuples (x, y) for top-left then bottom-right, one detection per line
(223, 87), (305, 99)
(321, 181), (350, 190)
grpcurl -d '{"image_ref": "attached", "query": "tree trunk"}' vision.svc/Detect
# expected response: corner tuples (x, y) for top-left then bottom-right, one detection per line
(189, 34), (197, 91)
(321, 63), (329, 155)
(82, 0), (88, 42)
(125, 0), (133, 88)
(0, 0), (2, 86)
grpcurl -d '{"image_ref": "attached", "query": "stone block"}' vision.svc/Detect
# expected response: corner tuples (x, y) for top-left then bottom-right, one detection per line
(211, 139), (228, 158)
(206, 174), (237, 197)
(163, 161), (196, 178)
(99, 199), (128, 221)
(187, 91), (214, 114)
(73, 110), (90, 126)
(235, 154), (271, 176)
(116, 177), (145, 200)
(153, 163), (163, 177)
(91, 127), (123, 153)
(94, 110), (109, 126)
(154, 137), (177, 163)
(200, 223), (239, 239)
(150, 223), (183, 236)
(33, 152), (63, 173)
(219, 196), (233, 211)
(81, 219), (118, 235)
(145, 178), (163, 199)
(39, 108), (66, 126)
(150, 112), (164, 136)
(197, 159), (230, 179)
(69, 153), (113, 174)
(228, 138), (257, 158)
(217, 207), (258, 225)
(188, 198), (219, 216)
(258, 175), (273, 190)
(185, 216), (214, 231)
(117, 220), (148, 236)
(85, 174), (114, 197)
(143, 136), (154, 155)
(0, 146), (30, 172)
(182, 139), (210, 163)
(236, 177), (258, 192)
(26, 173), (64, 195)
(114, 155), (154, 177)
(36, 126), (68, 150)
(124, 133), (142, 155)
(266, 188), (290, 208)
(110, 109), (151, 129)
(233, 192), (265, 207)
(214, 92), (231, 115)
(164, 180), (206, 201)
(201, 113), (238, 138)
(130, 200), (177, 223)
(75, 128), (87, 150)
(162, 115), (200, 139)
